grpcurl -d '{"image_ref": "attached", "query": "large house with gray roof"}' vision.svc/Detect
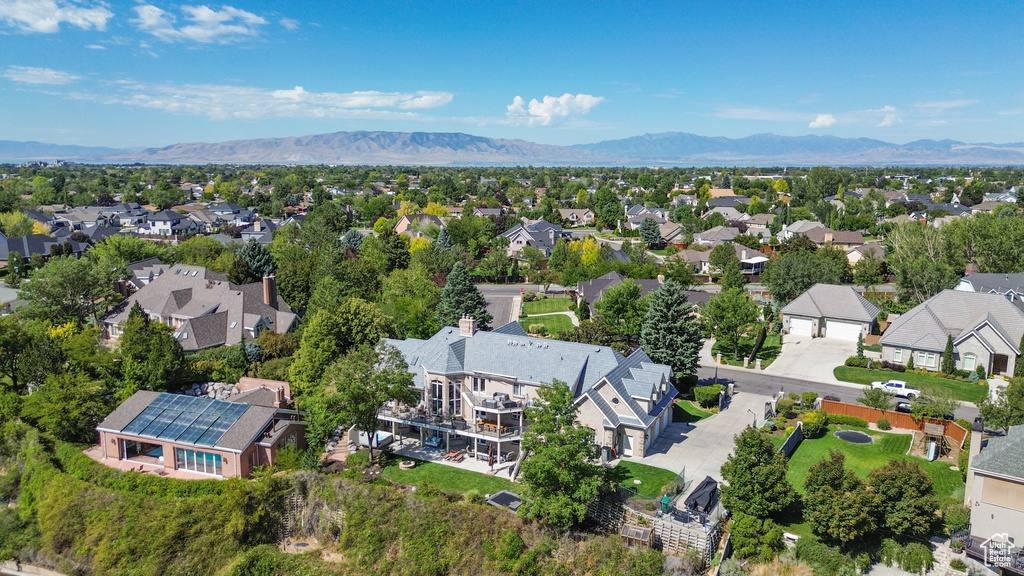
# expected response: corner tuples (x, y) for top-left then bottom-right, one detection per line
(879, 290), (1024, 377)
(103, 263), (298, 351)
(781, 284), (880, 341)
(95, 389), (305, 479)
(963, 422), (1024, 574)
(379, 317), (676, 460)
(955, 272), (1024, 310)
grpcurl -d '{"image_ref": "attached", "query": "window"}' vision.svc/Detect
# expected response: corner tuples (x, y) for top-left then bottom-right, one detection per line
(448, 382), (461, 417)
(917, 352), (937, 368)
(963, 353), (976, 371)
(893, 349), (903, 363)
(175, 447), (223, 476)
(513, 382), (526, 397)
(472, 377), (485, 393)
(431, 380), (444, 416)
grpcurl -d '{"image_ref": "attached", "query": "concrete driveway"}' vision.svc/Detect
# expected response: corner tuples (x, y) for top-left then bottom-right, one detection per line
(762, 335), (856, 386)
(637, 391), (774, 483)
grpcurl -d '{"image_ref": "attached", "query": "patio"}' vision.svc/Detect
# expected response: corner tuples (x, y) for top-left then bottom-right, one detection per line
(83, 445), (223, 481)
(389, 435), (520, 479)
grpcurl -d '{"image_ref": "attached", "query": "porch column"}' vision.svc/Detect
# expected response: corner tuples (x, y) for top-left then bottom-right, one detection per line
(445, 432), (450, 452)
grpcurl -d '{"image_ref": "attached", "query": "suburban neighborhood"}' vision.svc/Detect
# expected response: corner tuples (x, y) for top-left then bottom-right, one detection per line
(1, 162), (1023, 576)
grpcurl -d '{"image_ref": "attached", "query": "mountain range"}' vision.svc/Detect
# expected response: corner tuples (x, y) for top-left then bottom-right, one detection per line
(3, 131), (1024, 166)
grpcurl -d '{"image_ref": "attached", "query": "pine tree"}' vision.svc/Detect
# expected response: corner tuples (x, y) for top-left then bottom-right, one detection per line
(941, 334), (955, 374)
(856, 332), (865, 359)
(237, 237), (275, 280)
(339, 229), (365, 252)
(577, 298), (591, 321)
(639, 279), (704, 384)
(436, 228), (453, 249)
(436, 262), (492, 329)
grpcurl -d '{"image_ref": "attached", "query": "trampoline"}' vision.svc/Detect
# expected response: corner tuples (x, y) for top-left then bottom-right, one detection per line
(834, 430), (873, 444)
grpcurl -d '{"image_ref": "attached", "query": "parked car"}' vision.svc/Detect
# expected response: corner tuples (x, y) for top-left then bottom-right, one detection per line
(894, 401), (912, 414)
(871, 379), (920, 399)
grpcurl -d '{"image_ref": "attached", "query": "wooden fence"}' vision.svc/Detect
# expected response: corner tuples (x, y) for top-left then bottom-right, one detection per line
(820, 400), (968, 447)
(586, 496), (722, 564)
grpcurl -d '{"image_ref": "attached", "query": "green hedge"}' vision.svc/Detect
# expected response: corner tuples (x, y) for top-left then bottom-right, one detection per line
(693, 385), (723, 408)
(827, 414), (869, 428)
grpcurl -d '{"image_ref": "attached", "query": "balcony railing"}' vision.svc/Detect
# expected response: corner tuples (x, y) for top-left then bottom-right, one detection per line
(378, 406), (523, 439)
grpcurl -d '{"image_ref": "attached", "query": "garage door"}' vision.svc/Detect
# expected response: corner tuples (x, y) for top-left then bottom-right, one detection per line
(789, 317), (813, 337)
(826, 320), (862, 341)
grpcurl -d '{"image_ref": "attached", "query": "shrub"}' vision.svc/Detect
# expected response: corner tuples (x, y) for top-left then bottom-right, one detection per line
(785, 425), (796, 437)
(943, 504), (971, 535)
(877, 417), (891, 430)
(976, 365), (986, 379)
(802, 392), (818, 407)
(694, 384), (724, 408)
(776, 399), (796, 418)
(522, 291), (537, 302)
(907, 356), (914, 370)
(953, 369), (971, 379)
(789, 392), (800, 402)
(827, 414), (869, 428)
(823, 395), (841, 402)
(801, 410), (828, 438)
(527, 324), (547, 336)
(881, 360), (906, 372)
(881, 538), (934, 574)
(793, 538), (858, 576)
(950, 558), (967, 572)
(844, 355), (869, 368)
(346, 450), (371, 470)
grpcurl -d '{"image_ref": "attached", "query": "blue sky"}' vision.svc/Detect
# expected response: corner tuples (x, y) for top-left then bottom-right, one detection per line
(2, 0), (1023, 148)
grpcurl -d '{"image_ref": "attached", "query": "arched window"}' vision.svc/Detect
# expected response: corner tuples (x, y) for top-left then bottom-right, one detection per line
(963, 353), (976, 371)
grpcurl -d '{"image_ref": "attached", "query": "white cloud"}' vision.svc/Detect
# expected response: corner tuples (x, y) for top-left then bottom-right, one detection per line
(809, 114), (836, 128)
(912, 99), (979, 114)
(0, 0), (112, 33)
(279, 17), (298, 30)
(875, 105), (901, 127)
(132, 4), (268, 44)
(66, 81), (454, 121)
(85, 43), (105, 49)
(506, 93), (604, 126)
(2, 65), (81, 84)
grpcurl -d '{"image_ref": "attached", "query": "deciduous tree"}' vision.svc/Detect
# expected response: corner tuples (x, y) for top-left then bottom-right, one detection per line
(519, 379), (606, 531)
(720, 427), (797, 520)
(19, 255), (120, 326)
(703, 288), (759, 360)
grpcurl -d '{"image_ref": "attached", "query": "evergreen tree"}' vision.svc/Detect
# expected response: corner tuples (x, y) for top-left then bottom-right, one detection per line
(339, 229), (365, 252)
(639, 217), (662, 248)
(856, 332), (865, 359)
(639, 280), (704, 384)
(236, 238), (275, 281)
(577, 298), (591, 321)
(436, 228), (453, 249)
(436, 262), (492, 329)
(941, 334), (955, 374)
(117, 303), (186, 400)
(1016, 333), (1024, 378)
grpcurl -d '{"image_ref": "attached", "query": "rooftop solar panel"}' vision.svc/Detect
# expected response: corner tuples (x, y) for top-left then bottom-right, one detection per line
(118, 392), (250, 448)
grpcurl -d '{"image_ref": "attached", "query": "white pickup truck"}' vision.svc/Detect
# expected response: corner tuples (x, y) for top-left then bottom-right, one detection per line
(871, 379), (920, 399)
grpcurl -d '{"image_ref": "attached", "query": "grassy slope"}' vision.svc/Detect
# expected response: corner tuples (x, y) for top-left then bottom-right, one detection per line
(833, 366), (988, 404)
(380, 458), (516, 495)
(522, 298), (572, 314)
(673, 399), (713, 423)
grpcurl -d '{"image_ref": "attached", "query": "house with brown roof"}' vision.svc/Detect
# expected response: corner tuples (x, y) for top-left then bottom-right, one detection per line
(95, 390), (305, 479)
(103, 263), (298, 351)
(394, 213), (446, 239)
(803, 227), (865, 250)
(557, 208), (595, 227)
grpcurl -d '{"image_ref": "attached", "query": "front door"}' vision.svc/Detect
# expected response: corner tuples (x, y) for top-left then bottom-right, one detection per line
(622, 434), (634, 457)
(993, 354), (1009, 375)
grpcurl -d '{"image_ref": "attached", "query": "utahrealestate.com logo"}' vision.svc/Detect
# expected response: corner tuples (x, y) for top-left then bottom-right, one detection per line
(982, 532), (1015, 568)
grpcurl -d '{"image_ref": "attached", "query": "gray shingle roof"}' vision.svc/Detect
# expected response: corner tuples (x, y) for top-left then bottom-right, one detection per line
(972, 424), (1024, 480)
(960, 272), (1024, 296)
(880, 290), (1024, 353)
(385, 323), (675, 431)
(781, 283), (880, 323)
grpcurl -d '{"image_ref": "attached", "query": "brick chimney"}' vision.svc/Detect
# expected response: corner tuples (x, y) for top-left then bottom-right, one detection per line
(254, 219), (261, 232)
(262, 275), (277, 307)
(824, 232), (834, 244)
(459, 315), (477, 337)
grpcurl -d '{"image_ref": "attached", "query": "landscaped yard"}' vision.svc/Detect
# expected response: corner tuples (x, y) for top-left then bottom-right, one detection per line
(712, 334), (782, 367)
(520, 314), (575, 334)
(833, 366), (989, 404)
(380, 458), (516, 495)
(522, 298), (572, 315)
(777, 426), (965, 505)
(673, 399), (713, 423)
(615, 461), (679, 498)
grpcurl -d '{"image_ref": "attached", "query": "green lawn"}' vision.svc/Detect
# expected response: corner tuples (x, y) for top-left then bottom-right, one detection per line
(782, 426), (965, 505)
(673, 399), (713, 423)
(833, 366), (989, 404)
(522, 298), (572, 314)
(520, 314), (575, 334)
(380, 458), (515, 495)
(615, 461), (679, 498)
(712, 334), (782, 367)
(864, 343), (882, 352)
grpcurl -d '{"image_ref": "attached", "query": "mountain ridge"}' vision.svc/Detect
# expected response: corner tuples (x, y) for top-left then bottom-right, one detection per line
(3, 131), (1024, 166)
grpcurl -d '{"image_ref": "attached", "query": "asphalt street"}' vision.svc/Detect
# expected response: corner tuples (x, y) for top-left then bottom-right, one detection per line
(698, 364), (980, 422)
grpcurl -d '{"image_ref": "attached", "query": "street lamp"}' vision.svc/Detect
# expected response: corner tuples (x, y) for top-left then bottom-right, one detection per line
(746, 408), (757, 428)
